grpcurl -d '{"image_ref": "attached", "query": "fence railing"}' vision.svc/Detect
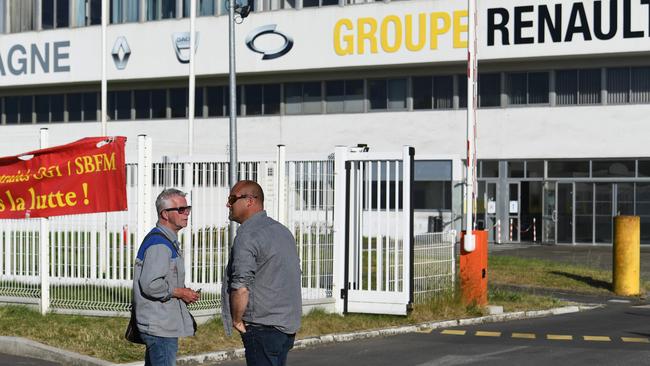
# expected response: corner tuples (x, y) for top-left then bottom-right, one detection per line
(413, 230), (456, 304)
(0, 141), (455, 317)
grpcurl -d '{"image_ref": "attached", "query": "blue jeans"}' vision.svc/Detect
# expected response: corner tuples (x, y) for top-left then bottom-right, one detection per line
(140, 333), (179, 366)
(241, 324), (295, 366)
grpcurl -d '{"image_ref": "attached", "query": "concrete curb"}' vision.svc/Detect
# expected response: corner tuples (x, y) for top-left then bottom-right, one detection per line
(0, 305), (599, 366)
(0, 336), (112, 366)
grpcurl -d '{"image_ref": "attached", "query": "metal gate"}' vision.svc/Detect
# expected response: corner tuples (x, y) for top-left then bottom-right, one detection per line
(336, 146), (414, 315)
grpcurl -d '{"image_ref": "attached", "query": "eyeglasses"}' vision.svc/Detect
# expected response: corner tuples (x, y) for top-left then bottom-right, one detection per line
(227, 194), (257, 205)
(162, 206), (192, 215)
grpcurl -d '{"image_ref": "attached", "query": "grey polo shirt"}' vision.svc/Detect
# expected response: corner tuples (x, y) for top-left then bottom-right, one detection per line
(221, 211), (302, 336)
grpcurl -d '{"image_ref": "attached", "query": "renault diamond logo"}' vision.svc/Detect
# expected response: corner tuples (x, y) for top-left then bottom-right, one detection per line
(172, 32), (200, 63)
(111, 36), (131, 70)
(245, 25), (293, 60)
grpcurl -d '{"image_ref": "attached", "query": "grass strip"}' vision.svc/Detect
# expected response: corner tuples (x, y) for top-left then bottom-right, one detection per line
(489, 255), (650, 295)
(0, 287), (562, 363)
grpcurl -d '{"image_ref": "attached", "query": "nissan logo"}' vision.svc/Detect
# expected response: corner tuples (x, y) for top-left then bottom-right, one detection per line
(245, 25), (293, 60)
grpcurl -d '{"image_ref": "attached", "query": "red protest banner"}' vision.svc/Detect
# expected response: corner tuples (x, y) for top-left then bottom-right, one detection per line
(0, 136), (127, 219)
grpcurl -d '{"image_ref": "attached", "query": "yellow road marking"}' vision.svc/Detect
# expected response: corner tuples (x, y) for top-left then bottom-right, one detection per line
(512, 333), (536, 339)
(476, 331), (501, 337)
(583, 336), (611, 342)
(416, 328), (433, 334)
(622, 337), (650, 343)
(441, 330), (466, 336)
(547, 334), (573, 341)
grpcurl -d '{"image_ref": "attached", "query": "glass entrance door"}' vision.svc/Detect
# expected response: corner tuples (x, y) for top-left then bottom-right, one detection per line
(508, 182), (520, 242)
(557, 182), (574, 243)
(542, 181), (556, 244)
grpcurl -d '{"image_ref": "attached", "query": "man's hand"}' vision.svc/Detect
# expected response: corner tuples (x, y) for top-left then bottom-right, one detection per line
(173, 287), (201, 304)
(233, 320), (247, 334)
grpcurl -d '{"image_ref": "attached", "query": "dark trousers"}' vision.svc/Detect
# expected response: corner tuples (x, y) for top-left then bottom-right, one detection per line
(241, 324), (295, 366)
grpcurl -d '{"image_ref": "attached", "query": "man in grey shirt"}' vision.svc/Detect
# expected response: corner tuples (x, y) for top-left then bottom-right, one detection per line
(222, 180), (302, 366)
(133, 188), (201, 366)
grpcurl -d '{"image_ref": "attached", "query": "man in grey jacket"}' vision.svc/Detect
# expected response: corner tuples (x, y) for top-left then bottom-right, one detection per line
(222, 180), (302, 366)
(133, 188), (200, 366)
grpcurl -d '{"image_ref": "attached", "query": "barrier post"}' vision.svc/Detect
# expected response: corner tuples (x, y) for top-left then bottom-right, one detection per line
(613, 216), (640, 296)
(460, 230), (488, 306)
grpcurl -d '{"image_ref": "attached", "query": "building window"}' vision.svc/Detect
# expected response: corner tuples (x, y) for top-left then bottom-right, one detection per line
(207, 86), (225, 117)
(10, 0), (36, 33)
(368, 78), (406, 111)
(607, 67), (630, 104)
(194, 87), (204, 117)
(631, 67), (650, 103)
(325, 79), (363, 113)
(507, 73), (526, 105)
(147, 0), (176, 20)
(83, 92), (98, 121)
(5, 97), (19, 124)
(479, 73), (501, 107)
(108, 90), (132, 120)
(0, 0), (5, 33)
(413, 160), (452, 211)
(592, 160), (635, 177)
(480, 160), (499, 178)
(556, 69), (578, 105)
(547, 160), (589, 178)
(284, 82), (322, 114)
(303, 0), (338, 7)
(35, 95), (51, 123)
(458, 74), (467, 108)
(170, 87), (188, 118)
(42, 0), (70, 29)
(183, 0), (216, 16)
(433, 75), (454, 109)
(508, 72), (549, 105)
(151, 89), (166, 118)
(19, 96), (33, 124)
(111, 0), (139, 23)
(412, 77), (432, 110)
(578, 69), (601, 104)
(244, 84), (280, 116)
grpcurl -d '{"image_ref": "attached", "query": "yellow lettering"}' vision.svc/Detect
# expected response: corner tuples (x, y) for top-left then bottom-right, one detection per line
(430, 12), (451, 50)
(453, 10), (468, 48)
(381, 15), (402, 53)
(103, 153), (116, 171)
(357, 17), (378, 54)
(65, 191), (77, 206)
(0, 198), (4, 211)
(334, 19), (354, 56)
(74, 157), (84, 174)
(405, 13), (426, 51)
(83, 156), (95, 174)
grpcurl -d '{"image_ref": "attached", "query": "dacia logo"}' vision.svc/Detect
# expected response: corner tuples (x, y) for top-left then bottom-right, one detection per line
(172, 32), (199, 63)
(111, 36), (131, 70)
(245, 25), (293, 60)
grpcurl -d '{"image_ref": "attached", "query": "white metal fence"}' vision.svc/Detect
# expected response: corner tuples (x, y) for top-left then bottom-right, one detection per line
(0, 141), (453, 317)
(413, 231), (456, 304)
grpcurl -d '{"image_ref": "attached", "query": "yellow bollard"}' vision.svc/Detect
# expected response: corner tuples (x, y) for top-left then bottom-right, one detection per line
(613, 216), (640, 296)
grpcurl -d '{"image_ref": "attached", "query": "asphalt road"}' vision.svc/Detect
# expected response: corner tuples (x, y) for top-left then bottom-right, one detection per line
(216, 301), (650, 366)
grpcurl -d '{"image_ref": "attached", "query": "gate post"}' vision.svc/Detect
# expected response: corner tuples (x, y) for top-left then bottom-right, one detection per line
(136, 135), (153, 251)
(39, 128), (50, 315)
(276, 145), (287, 225)
(183, 161), (193, 287)
(332, 146), (348, 314)
(402, 146), (415, 307)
